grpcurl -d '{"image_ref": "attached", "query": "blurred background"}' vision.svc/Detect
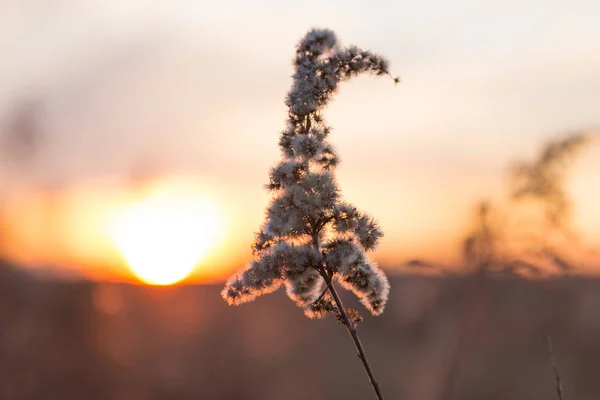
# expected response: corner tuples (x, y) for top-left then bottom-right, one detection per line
(1, 0), (600, 399)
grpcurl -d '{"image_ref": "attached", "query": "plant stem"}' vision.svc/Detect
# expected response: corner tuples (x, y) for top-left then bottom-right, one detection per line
(547, 333), (565, 400)
(321, 272), (386, 400)
(310, 211), (385, 399)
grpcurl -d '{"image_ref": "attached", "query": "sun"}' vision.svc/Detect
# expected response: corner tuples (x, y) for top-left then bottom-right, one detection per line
(108, 179), (226, 285)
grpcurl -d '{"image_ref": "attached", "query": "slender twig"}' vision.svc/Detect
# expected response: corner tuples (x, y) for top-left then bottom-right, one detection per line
(311, 285), (329, 306)
(547, 333), (565, 400)
(320, 270), (386, 400)
(310, 207), (385, 400)
(542, 266), (568, 400)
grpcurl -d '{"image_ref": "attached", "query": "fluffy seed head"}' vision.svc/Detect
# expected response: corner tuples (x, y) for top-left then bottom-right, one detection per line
(222, 28), (394, 317)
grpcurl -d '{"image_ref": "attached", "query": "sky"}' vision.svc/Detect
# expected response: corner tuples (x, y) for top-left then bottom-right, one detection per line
(1, 0), (599, 282)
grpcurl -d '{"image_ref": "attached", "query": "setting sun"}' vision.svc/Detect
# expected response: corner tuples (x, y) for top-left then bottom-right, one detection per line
(108, 179), (226, 285)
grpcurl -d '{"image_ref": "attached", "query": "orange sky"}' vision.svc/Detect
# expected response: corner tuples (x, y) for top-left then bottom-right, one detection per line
(0, 1), (599, 282)
(1, 155), (599, 283)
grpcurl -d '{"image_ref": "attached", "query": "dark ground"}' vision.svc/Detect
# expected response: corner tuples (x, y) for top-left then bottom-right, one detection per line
(1, 261), (600, 400)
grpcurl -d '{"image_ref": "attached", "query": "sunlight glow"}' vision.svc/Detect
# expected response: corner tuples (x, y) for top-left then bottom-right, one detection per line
(108, 179), (226, 285)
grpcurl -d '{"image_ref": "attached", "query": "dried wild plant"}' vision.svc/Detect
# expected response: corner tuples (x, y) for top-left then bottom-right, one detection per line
(222, 28), (397, 400)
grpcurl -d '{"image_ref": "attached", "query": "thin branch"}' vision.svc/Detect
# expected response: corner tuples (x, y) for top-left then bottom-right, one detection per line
(320, 270), (386, 400)
(311, 285), (329, 306)
(315, 215), (333, 232)
(547, 333), (565, 400)
(312, 226), (385, 400)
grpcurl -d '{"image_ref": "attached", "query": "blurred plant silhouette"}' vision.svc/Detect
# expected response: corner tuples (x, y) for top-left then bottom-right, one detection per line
(222, 28), (397, 400)
(1, 100), (43, 165)
(0, 100), (43, 255)
(461, 131), (592, 277)
(510, 133), (588, 229)
(462, 201), (498, 271)
(438, 131), (594, 400)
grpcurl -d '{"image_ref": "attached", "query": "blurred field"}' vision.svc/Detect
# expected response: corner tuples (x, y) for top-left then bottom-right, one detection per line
(2, 260), (600, 400)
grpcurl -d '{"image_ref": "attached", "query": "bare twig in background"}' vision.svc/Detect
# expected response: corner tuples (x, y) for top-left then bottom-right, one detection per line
(547, 333), (565, 400)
